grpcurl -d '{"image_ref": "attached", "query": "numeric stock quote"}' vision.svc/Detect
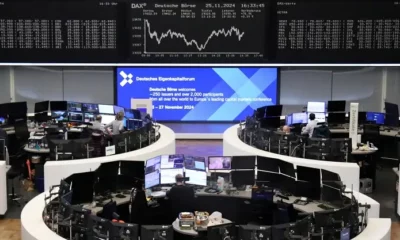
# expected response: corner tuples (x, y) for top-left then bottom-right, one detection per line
(1, 0), (400, 63)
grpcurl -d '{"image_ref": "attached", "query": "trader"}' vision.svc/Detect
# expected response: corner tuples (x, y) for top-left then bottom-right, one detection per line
(282, 125), (291, 134)
(105, 111), (124, 135)
(91, 115), (105, 133)
(301, 113), (318, 137)
(167, 174), (195, 219)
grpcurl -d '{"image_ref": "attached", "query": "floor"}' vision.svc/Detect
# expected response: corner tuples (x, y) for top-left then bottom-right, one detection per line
(0, 140), (399, 239)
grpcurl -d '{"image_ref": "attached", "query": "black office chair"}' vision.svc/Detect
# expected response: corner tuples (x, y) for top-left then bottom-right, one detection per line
(91, 130), (104, 157)
(361, 124), (381, 189)
(112, 134), (128, 154)
(14, 122), (30, 147)
(73, 138), (92, 159)
(7, 155), (26, 207)
(49, 139), (74, 160)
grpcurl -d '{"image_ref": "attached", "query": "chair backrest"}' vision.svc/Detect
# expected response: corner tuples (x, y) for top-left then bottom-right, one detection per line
(14, 123), (29, 143)
(363, 124), (380, 136)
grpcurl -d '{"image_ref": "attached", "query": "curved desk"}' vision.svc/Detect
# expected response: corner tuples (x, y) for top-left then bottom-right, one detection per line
(223, 124), (360, 192)
(0, 161), (7, 216)
(172, 218), (232, 236)
(21, 187), (390, 240)
(44, 124), (176, 190)
(24, 145), (50, 154)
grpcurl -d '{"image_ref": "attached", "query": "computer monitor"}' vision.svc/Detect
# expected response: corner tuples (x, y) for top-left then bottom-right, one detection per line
(272, 223), (291, 240)
(184, 156), (206, 171)
(287, 215), (312, 239)
(120, 161), (145, 179)
(308, 112), (326, 122)
(125, 109), (134, 119)
(68, 172), (95, 205)
(385, 102), (399, 116)
(256, 106), (267, 119)
(98, 104), (115, 114)
(208, 156), (232, 170)
(59, 179), (71, 197)
(160, 154), (184, 169)
(260, 117), (281, 129)
(114, 106), (125, 115)
(160, 168), (184, 185)
(321, 184), (343, 207)
(231, 170), (255, 187)
(50, 101), (67, 111)
(141, 225), (173, 240)
(285, 114), (292, 126)
(207, 223), (236, 240)
(51, 111), (68, 121)
(34, 101), (49, 113)
(385, 114), (399, 127)
(321, 169), (341, 182)
(327, 100), (346, 112)
(292, 112), (308, 124)
(0, 117), (5, 125)
(70, 205), (91, 227)
(358, 111), (367, 124)
(68, 102), (82, 112)
(256, 156), (279, 173)
(366, 112), (385, 125)
(82, 103), (99, 113)
(296, 166), (320, 182)
(314, 210), (336, 229)
(69, 112), (83, 122)
(266, 105), (283, 117)
(109, 222), (138, 240)
(84, 113), (95, 123)
(327, 112), (346, 124)
(145, 170), (160, 189)
(185, 169), (207, 186)
(278, 161), (296, 178)
(239, 225), (271, 240)
(231, 156), (256, 170)
(101, 115), (115, 125)
(88, 215), (109, 239)
(307, 102), (325, 113)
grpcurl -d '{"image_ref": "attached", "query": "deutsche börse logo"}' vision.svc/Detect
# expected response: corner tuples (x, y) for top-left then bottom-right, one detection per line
(120, 71), (133, 87)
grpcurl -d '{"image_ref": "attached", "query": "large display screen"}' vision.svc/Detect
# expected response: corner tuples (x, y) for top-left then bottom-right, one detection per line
(2, 0), (400, 64)
(116, 67), (278, 121)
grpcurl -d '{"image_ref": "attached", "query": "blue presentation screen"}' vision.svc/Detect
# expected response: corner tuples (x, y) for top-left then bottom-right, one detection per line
(116, 67), (278, 121)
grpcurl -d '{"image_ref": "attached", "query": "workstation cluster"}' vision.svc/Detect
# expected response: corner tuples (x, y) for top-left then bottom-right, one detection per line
(241, 100), (400, 191)
(39, 154), (372, 240)
(0, 100), (159, 216)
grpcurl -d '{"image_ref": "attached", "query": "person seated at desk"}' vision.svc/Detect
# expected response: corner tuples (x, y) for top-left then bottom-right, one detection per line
(282, 125), (291, 134)
(91, 115), (105, 134)
(167, 174), (195, 220)
(105, 111), (124, 135)
(301, 113), (318, 137)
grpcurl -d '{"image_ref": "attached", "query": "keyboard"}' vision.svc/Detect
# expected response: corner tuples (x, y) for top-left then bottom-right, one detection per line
(151, 191), (166, 197)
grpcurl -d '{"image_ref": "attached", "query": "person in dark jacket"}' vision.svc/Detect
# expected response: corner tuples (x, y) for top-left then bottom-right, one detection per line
(167, 174), (195, 220)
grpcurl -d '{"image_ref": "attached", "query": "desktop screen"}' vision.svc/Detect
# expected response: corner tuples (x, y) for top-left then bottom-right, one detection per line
(116, 67), (279, 121)
(82, 103), (99, 113)
(69, 112), (83, 122)
(84, 113), (95, 123)
(308, 112), (326, 122)
(114, 106), (125, 115)
(125, 110), (134, 119)
(292, 112), (308, 124)
(366, 112), (385, 125)
(98, 104), (114, 114)
(0, 117), (4, 124)
(160, 154), (185, 169)
(68, 102), (82, 112)
(185, 169), (207, 186)
(307, 102), (325, 113)
(285, 114), (292, 126)
(145, 156), (161, 189)
(52, 111), (68, 121)
(101, 115), (115, 125)
(208, 156), (232, 170)
(160, 168), (184, 184)
(184, 156), (206, 171)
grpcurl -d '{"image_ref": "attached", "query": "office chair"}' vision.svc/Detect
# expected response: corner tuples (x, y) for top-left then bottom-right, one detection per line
(73, 138), (92, 159)
(7, 155), (25, 207)
(113, 134), (128, 154)
(49, 139), (74, 160)
(362, 124), (381, 189)
(14, 122), (30, 147)
(91, 130), (104, 157)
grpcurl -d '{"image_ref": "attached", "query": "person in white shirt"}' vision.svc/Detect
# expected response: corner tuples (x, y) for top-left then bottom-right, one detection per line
(105, 111), (124, 135)
(91, 115), (105, 133)
(301, 113), (318, 137)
